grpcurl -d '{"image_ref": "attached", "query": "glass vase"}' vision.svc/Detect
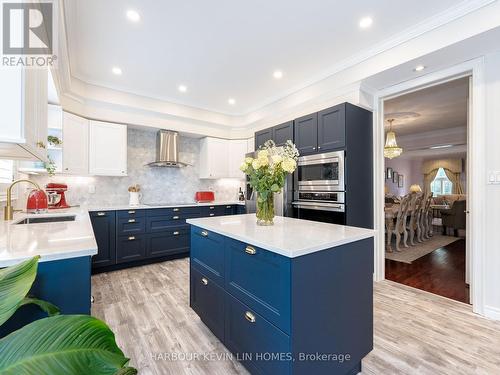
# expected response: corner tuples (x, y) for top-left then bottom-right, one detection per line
(256, 192), (275, 226)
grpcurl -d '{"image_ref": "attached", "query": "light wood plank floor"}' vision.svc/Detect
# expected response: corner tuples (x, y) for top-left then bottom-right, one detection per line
(92, 258), (500, 375)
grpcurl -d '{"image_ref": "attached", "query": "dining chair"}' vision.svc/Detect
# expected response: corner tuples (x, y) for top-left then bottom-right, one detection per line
(407, 193), (423, 245)
(422, 193), (434, 239)
(388, 194), (412, 251)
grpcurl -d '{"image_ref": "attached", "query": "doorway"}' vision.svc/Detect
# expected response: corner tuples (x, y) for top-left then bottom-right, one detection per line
(382, 77), (469, 303)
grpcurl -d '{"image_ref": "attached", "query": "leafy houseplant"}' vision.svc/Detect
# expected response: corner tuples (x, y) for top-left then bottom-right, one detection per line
(0, 257), (137, 375)
(240, 140), (299, 225)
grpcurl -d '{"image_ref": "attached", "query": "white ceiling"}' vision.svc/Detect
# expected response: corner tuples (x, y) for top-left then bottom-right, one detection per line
(63, 0), (462, 115)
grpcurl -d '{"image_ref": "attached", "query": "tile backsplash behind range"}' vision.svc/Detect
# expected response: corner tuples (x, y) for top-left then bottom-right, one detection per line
(30, 128), (244, 207)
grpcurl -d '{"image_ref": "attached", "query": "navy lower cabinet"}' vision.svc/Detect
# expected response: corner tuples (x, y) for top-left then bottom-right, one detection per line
(90, 204), (245, 273)
(190, 226), (373, 375)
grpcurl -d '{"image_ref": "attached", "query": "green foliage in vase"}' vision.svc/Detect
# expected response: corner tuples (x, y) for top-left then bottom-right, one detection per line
(0, 257), (137, 375)
(47, 135), (62, 147)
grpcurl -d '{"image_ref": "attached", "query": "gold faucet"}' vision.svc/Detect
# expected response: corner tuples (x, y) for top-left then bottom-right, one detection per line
(4, 179), (41, 221)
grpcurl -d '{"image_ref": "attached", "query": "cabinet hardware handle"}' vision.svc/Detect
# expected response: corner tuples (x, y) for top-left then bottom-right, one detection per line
(318, 146), (321, 149)
(65, 167), (69, 170)
(128, 210), (135, 214)
(209, 213), (215, 217)
(97, 212), (106, 216)
(173, 231), (179, 235)
(201, 231), (208, 237)
(201, 277), (208, 286)
(128, 236), (135, 241)
(226, 205), (231, 208)
(173, 208), (179, 212)
(245, 246), (256, 255)
(209, 206), (215, 209)
(245, 311), (256, 323)
(173, 216), (179, 219)
(128, 219), (136, 223)
(312, 147), (316, 150)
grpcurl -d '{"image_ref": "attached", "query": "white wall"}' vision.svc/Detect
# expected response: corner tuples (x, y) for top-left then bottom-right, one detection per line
(483, 51), (500, 319)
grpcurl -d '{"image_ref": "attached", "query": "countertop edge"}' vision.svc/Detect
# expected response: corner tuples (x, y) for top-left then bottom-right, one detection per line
(87, 201), (246, 212)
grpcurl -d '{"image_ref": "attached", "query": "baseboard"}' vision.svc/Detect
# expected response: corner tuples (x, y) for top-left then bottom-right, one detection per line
(484, 305), (500, 320)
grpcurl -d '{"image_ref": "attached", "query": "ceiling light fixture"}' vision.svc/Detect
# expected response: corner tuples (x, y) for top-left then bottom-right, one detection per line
(273, 70), (283, 79)
(359, 17), (373, 29)
(178, 85), (187, 93)
(414, 65), (425, 72)
(228, 98), (236, 105)
(112, 66), (122, 75)
(126, 9), (140, 22)
(384, 119), (403, 159)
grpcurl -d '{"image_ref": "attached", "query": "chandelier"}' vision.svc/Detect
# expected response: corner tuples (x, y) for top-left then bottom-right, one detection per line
(384, 119), (403, 159)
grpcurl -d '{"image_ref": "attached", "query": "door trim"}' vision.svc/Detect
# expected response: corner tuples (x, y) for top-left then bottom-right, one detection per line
(371, 57), (486, 315)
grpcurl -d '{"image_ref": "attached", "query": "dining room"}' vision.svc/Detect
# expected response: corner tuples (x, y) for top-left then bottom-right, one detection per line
(382, 77), (470, 304)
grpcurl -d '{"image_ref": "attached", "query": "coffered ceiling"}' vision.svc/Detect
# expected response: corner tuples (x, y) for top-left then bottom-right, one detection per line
(63, 0), (463, 116)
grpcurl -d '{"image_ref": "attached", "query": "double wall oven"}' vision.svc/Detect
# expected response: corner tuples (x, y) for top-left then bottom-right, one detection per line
(292, 150), (346, 224)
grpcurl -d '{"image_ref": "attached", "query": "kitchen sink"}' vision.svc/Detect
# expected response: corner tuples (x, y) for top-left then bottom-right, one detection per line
(15, 215), (76, 225)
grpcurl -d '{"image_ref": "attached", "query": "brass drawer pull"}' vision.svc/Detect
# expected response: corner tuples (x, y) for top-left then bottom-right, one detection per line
(201, 231), (208, 237)
(173, 231), (179, 235)
(201, 277), (208, 286)
(173, 208), (179, 212)
(128, 210), (135, 214)
(226, 205), (231, 208)
(97, 212), (106, 217)
(128, 236), (135, 241)
(209, 213), (215, 217)
(245, 311), (256, 323)
(245, 246), (256, 255)
(173, 216), (180, 220)
(209, 206), (215, 209)
(128, 219), (136, 223)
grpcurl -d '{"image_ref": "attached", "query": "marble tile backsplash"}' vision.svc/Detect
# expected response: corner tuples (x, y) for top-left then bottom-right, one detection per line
(30, 128), (244, 207)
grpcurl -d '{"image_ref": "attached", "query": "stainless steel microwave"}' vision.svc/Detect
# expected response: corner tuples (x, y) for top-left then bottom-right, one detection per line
(297, 150), (345, 191)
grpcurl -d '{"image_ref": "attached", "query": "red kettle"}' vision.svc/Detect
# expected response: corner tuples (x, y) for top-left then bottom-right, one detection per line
(26, 189), (48, 214)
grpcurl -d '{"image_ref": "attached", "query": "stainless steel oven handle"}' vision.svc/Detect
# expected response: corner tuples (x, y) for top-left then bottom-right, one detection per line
(292, 201), (345, 212)
(298, 157), (339, 166)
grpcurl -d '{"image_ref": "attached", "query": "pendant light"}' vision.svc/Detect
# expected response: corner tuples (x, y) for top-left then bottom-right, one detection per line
(384, 119), (403, 159)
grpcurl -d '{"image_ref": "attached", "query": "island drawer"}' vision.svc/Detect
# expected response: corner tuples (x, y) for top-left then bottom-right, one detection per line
(116, 209), (146, 219)
(116, 234), (147, 263)
(146, 216), (191, 232)
(147, 227), (190, 258)
(224, 292), (290, 375)
(147, 207), (201, 218)
(190, 226), (225, 286)
(190, 267), (225, 343)
(117, 216), (146, 235)
(225, 238), (291, 334)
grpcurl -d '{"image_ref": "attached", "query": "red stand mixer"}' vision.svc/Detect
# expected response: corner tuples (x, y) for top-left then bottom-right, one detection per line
(46, 183), (70, 209)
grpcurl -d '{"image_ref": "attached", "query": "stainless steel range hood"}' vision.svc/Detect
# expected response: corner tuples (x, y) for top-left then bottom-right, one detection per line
(147, 130), (189, 167)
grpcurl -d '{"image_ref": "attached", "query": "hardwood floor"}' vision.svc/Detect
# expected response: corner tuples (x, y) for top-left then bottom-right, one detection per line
(92, 258), (500, 375)
(385, 239), (469, 303)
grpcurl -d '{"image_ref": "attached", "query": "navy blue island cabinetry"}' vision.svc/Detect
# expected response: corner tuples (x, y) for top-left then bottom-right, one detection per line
(188, 214), (374, 375)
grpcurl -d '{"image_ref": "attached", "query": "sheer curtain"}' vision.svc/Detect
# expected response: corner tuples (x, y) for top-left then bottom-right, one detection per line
(423, 169), (439, 194)
(444, 168), (464, 194)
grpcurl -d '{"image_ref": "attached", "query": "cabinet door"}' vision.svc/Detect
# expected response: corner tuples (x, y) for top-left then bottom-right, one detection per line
(199, 137), (228, 179)
(62, 112), (89, 175)
(89, 121), (127, 176)
(318, 104), (345, 151)
(254, 128), (273, 150)
(294, 113), (318, 155)
(89, 211), (116, 268)
(247, 137), (255, 153)
(228, 140), (248, 178)
(0, 68), (23, 142)
(116, 235), (146, 263)
(273, 121), (293, 146)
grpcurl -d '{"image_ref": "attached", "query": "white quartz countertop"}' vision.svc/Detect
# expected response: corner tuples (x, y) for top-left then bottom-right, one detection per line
(187, 214), (375, 258)
(86, 201), (245, 212)
(0, 207), (97, 267)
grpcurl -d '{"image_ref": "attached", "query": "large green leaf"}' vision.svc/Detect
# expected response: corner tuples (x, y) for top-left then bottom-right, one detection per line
(0, 315), (137, 375)
(0, 257), (40, 326)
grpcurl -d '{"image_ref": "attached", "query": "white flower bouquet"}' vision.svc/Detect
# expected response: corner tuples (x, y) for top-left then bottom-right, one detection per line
(240, 140), (299, 225)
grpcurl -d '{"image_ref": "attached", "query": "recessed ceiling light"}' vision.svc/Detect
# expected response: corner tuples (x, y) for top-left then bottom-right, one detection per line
(273, 70), (283, 79)
(228, 98), (236, 105)
(414, 65), (426, 72)
(178, 85), (187, 93)
(430, 144), (453, 149)
(359, 17), (373, 29)
(126, 9), (140, 22)
(112, 66), (122, 75)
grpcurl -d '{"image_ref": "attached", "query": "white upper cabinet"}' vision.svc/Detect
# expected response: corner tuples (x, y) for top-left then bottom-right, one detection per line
(0, 68), (48, 161)
(89, 120), (127, 176)
(247, 137), (255, 153)
(228, 139), (248, 178)
(62, 112), (89, 175)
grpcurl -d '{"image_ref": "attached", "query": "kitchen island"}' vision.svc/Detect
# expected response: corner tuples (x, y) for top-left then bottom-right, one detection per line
(187, 214), (375, 375)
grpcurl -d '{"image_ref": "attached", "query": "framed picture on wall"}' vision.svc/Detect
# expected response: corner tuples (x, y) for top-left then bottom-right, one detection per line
(398, 174), (404, 188)
(393, 171), (398, 183)
(386, 167), (393, 180)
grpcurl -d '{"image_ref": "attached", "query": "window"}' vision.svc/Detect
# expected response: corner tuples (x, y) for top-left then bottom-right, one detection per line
(431, 168), (453, 196)
(0, 160), (14, 199)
